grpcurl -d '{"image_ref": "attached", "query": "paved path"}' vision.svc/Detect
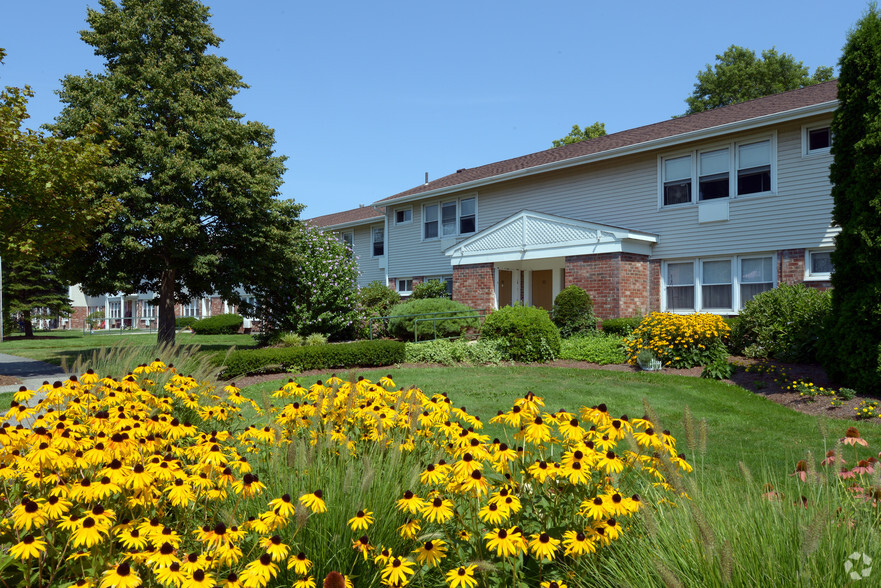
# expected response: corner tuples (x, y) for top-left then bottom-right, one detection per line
(0, 352), (69, 394)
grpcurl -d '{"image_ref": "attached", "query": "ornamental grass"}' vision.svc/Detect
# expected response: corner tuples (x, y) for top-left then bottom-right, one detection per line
(0, 356), (688, 587)
(624, 312), (730, 369)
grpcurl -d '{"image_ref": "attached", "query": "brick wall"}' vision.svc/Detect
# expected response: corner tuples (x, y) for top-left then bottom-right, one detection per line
(648, 259), (662, 314)
(453, 263), (495, 312)
(778, 249), (805, 285)
(69, 306), (88, 330)
(209, 297), (225, 316)
(564, 253), (651, 320)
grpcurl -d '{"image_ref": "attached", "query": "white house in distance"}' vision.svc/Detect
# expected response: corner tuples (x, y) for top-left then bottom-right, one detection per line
(312, 81), (838, 320)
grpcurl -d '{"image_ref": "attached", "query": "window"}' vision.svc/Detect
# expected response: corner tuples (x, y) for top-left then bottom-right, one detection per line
(372, 226), (384, 257)
(142, 300), (156, 318)
(666, 262), (695, 311)
(181, 299), (201, 318)
(737, 141), (771, 195)
(459, 198), (476, 234)
(397, 279), (413, 293)
(663, 156), (692, 205)
(664, 255), (775, 312)
(740, 257), (774, 303)
(806, 250), (834, 280)
(805, 126), (832, 154)
(423, 197), (477, 239)
(701, 260), (732, 309)
(395, 208), (412, 225)
(424, 204), (439, 239)
(660, 136), (775, 206)
(699, 149), (729, 201)
(338, 231), (354, 252)
(108, 301), (121, 319)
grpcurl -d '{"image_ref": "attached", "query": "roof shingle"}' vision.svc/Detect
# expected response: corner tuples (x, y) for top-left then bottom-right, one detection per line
(308, 205), (385, 228)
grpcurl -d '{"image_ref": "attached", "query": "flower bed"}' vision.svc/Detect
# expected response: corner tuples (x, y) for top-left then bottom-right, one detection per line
(624, 312), (730, 369)
(0, 362), (688, 587)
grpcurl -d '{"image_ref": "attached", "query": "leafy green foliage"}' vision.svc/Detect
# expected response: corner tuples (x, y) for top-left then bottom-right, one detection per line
(552, 285), (596, 338)
(404, 339), (506, 366)
(684, 45), (834, 115)
(50, 1), (298, 345)
(251, 223), (360, 342)
(387, 298), (478, 341)
(175, 317), (198, 330)
(410, 280), (449, 299)
(1, 256), (72, 338)
(304, 333), (328, 346)
(280, 333), (304, 347)
(701, 356), (735, 380)
(735, 284), (831, 362)
(559, 332), (626, 365)
(357, 281), (401, 338)
(821, 5), (881, 394)
(552, 122), (607, 147)
(190, 313), (243, 335)
(601, 317), (643, 336)
(221, 340), (405, 378)
(481, 304), (561, 362)
(0, 49), (115, 263)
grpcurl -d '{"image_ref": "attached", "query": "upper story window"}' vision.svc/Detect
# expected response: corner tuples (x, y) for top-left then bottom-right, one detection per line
(423, 196), (477, 240)
(395, 208), (412, 225)
(338, 231), (354, 251)
(804, 125), (832, 155)
(660, 136), (775, 207)
(372, 226), (384, 257)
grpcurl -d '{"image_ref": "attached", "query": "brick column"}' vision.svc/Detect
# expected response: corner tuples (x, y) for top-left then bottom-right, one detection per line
(778, 249), (805, 285)
(564, 253), (650, 320)
(452, 263), (495, 312)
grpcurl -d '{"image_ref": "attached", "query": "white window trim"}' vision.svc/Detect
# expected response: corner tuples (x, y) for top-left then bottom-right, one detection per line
(339, 230), (354, 250)
(805, 249), (834, 281)
(658, 132), (777, 209)
(394, 206), (413, 225)
(371, 224), (384, 258)
(802, 123), (832, 156)
(421, 193), (478, 241)
(396, 278), (414, 296)
(661, 253), (777, 314)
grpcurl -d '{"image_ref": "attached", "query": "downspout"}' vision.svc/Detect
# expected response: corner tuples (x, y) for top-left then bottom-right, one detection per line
(372, 204), (388, 288)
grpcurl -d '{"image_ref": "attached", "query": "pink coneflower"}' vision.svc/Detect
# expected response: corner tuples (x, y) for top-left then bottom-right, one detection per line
(851, 460), (875, 475)
(838, 467), (857, 480)
(790, 460), (809, 482)
(821, 450), (845, 466)
(841, 427), (869, 447)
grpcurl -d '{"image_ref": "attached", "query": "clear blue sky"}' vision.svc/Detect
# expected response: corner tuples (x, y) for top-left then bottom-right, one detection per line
(0, 0), (869, 218)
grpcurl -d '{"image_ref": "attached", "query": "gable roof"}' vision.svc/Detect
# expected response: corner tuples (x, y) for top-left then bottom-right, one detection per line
(377, 80), (838, 205)
(308, 205), (385, 229)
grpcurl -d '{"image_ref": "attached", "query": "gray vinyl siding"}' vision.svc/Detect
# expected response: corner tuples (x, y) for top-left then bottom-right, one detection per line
(352, 224), (386, 287)
(386, 116), (836, 273)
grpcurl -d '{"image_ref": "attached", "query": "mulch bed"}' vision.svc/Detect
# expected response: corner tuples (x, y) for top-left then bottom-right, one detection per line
(226, 357), (866, 422)
(0, 376), (22, 386)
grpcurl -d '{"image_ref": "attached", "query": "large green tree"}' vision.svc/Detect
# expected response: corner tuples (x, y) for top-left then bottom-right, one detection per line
(821, 5), (881, 393)
(51, 0), (300, 345)
(551, 122), (607, 148)
(2, 256), (72, 338)
(0, 48), (114, 261)
(684, 45), (834, 115)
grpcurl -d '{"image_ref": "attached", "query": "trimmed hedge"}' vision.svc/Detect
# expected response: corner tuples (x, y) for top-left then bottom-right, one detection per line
(221, 339), (406, 378)
(191, 313), (243, 335)
(387, 298), (478, 341)
(601, 317), (643, 336)
(176, 317), (198, 329)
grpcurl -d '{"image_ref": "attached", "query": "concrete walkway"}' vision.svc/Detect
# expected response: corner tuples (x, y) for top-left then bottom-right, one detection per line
(0, 353), (69, 394)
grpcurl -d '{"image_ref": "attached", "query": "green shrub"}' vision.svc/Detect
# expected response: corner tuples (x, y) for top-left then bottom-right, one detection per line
(304, 333), (328, 346)
(601, 317), (643, 336)
(357, 281), (401, 338)
(221, 339), (406, 378)
(552, 285), (596, 338)
(701, 356), (736, 380)
(280, 333), (304, 347)
(735, 284), (831, 363)
(559, 331), (626, 364)
(176, 316), (198, 329)
(190, 313), (243, 335)
(624, 312), (730, 369)
(481, 304), (561, 362)
(387, 298), (478, 341)
(411, 280), (449, 299)
(404, 339), (506, 366)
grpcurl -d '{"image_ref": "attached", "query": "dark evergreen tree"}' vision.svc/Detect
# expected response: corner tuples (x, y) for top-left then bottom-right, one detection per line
(2, 256), (72, 338)
(51, 0), (299, 345)
(822, 5), (881, 393)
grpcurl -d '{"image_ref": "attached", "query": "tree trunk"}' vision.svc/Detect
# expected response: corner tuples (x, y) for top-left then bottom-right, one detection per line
(158, 269), (177, 346)
(22, 309), (34, 338)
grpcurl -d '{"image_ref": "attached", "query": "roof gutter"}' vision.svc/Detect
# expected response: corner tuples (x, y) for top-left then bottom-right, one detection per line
(374, 100), (837, 207)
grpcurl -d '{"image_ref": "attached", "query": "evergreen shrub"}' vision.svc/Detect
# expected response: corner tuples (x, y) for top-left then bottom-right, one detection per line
(481, 304), (561, 362)
(601, 317), (643, 336)
(387, 298), (478, 341)
(411, 280), (449, 299)
(190, 313), (243, 335)
(221, 339), (406, 377)
(551, 285), (596, 337)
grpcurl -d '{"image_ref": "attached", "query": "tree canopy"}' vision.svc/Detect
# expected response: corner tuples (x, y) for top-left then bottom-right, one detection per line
(551, 122), (606, 148)
(820, 5), (881, 393)
(683, 45), (834, 115)
(0, 48), (114, 261)
(51, 0), (300, 345)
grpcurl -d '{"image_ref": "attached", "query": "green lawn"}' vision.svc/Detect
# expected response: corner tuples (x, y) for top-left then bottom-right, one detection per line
(242, 366), (881, 479)
(0, 330), (257, 366)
